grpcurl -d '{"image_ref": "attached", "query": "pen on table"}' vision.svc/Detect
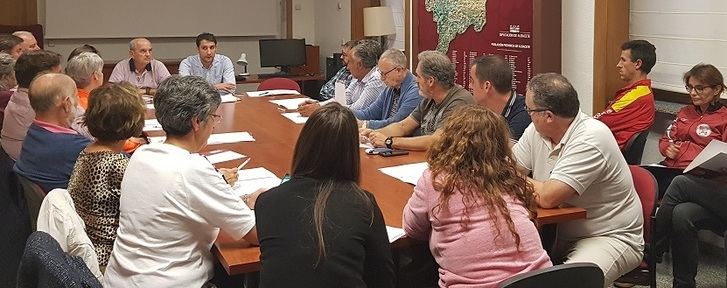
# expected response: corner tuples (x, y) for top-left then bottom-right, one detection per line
(259, 91), (270, 96)
(237, 158), (251, 171)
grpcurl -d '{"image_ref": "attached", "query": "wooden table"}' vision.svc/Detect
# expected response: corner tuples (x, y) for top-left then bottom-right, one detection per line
(235, 73), (325, 85)
(166, 95), (587, 275)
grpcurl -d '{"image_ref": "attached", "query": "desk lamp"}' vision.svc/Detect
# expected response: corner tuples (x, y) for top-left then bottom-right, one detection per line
(236, 53), (250, 76)
(364, 6), (396, 49)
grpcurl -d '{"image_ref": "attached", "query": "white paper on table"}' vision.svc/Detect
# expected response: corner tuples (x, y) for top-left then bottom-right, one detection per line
(269, 98), (309, 110)
(147, 132), (255, 145)
(143, 119), (163, 132)
(145, 103), (155, 110)
(684, 140), (727, 173)
(203, 150), (246, 164)
(386, 226), (406, 243)
(207, 132), (255, 144)
(220, 94), (240, 103)
(359, 142), (374, 149)
(282, 112), (308, 124)
(379, 162), (428, 185)
(233, 167), (282, 196)
(334, 81), (346, 105)
(247, 89), (301, 97)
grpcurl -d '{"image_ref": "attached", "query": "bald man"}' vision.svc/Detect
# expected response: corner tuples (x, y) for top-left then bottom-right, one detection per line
(12, 31), (40, 53)
(109, 38), (170, 95)
(14, 73), (91, 192)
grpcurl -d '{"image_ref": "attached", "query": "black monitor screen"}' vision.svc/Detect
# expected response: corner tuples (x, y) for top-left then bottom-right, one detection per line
(259, 39), (306, 68)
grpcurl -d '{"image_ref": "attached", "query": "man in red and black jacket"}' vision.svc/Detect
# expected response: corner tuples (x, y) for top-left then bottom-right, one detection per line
(594, 40), (656, 150)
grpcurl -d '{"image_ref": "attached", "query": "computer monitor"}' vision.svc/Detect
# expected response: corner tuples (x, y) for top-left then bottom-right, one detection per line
(259, 39), (306, 74)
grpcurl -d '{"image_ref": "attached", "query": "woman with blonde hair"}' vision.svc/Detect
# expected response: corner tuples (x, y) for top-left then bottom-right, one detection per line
(403, 104), (551, 287)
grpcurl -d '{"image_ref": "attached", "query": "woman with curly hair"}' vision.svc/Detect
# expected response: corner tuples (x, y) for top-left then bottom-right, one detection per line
(403, 104), (551, 287)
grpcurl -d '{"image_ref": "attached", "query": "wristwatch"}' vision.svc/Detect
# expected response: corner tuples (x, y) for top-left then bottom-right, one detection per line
(385, 137), (394, 149)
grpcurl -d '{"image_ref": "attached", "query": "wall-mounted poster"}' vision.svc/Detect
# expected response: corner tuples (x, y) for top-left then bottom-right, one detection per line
(417, 0), (533, 95)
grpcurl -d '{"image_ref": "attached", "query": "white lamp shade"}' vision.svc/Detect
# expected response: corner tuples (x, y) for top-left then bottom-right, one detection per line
(236, 53), (248, 65)
(363, 6), (395, 37)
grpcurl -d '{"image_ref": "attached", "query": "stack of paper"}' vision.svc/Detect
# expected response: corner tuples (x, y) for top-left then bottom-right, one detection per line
(247, 89), (301, 97)
(202, 150), (246, 164)
(379, 162), (428, 185)
(148, 132), (255, 145)
(220, 94), (240, 103)
(282, 112), (308, 124)
(684, 140), (727, 173)
(269, 98), (309, 110)
(386, 226), (406, 243)
(233, 167), (282, 196)
(143, 119), (163, 132)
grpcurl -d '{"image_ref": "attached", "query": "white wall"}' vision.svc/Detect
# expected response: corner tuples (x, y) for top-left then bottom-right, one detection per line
(37, 0), (286, 76)
(561, 0), (595, 115)
(313, 0), (351, 75)
(292, 0), (316, 44)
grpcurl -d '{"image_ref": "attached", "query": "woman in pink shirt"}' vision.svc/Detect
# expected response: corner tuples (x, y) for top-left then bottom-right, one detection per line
(403, 105), (551, 287)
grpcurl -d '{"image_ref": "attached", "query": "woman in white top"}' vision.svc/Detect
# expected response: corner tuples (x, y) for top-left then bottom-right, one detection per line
(103, 75), (258, 288)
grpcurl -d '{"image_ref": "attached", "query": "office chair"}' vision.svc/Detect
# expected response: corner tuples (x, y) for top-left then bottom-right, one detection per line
(622, 130), (649, 165)
(498, 262), (604, 288)
(615, 165), (658, 287)
(257, 78), (301, 93)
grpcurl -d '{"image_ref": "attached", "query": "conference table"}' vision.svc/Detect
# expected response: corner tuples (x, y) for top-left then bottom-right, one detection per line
(146, 94), (587, 276)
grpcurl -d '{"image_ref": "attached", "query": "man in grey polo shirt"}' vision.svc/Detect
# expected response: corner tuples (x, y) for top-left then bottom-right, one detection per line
(513, 73), (643, 287)
(179, 33), (236, 95)
(109, 38), (171, 96)
(361, 50), (473, 151)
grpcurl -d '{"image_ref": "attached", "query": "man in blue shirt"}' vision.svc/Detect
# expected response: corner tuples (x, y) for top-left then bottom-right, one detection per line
(470, 55), (531, 140)
(179, 33), (236, 94)
(354, 48), (421, 129)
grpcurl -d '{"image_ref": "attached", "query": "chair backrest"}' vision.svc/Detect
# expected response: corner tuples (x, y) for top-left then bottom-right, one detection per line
(16, 231), (101, 288)
(0, 145), (31, 288)
(36, 189), (102, 280)
(498, 262), (604, 288)
(257, 77), (301, 93)
(623, 130), (649, 165)
(16, 173), (46, 231)
(629, 165), (658, 242)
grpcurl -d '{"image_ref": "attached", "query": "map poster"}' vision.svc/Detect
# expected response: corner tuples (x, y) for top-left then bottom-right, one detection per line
(417, 0), (533, 95)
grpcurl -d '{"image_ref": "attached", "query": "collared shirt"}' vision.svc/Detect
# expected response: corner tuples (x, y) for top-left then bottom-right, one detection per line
(1, 88), (33, 160)
(179, 54), (236, 88)
(410, 85), (474, 135)
(319, 66), (353, 100)
(346, 67), (386, 111)
(104, 143), (255, 288)
(108, 58), (171, 89)
(513, 112), (644, 249)
(352, 72), (422, 129)
(502, 92), (531, 140)
(14, 120), (91, 192)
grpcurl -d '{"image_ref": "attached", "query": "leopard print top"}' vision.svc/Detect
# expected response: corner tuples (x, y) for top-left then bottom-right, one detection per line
(68, 151), (129, 267)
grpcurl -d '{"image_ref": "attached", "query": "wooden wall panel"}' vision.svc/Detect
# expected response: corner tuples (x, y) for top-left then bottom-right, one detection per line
(0, 0), (37, 26)
(533, 0), (562, 75)
(593, 0), (630, 113)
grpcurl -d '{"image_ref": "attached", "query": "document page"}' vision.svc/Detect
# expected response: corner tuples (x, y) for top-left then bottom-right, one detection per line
(386, 226), (406, 243)
(334, 81), (346, 105)
(379, 162), (428, 185)
(247, 89), (301, 97)
(684, 140), (727, 173)
(282, 112), (308, 124)
(233, 167), (282, 196)
(269, 98), (309, 110)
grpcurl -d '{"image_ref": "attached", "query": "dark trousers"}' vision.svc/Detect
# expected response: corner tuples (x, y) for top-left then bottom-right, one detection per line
(643, 165), (684, 198)
(654, 175), (727, 288)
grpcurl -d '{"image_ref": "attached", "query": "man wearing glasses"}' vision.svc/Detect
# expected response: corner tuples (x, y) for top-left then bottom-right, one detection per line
(513, 73), (644, 287)
(354, 49), (421, 130)
(593, 40), (656, 150)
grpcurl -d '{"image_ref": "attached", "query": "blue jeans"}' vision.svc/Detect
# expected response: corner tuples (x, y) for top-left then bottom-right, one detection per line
(654, 175), (727, 288)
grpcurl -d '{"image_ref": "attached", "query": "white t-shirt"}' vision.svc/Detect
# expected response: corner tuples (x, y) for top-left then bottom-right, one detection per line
(103, 143), (255, 288)
(513, 112), (644, 250)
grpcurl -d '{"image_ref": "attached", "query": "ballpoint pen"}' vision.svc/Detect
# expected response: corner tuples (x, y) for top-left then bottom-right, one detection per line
(237, 158), (251, 171)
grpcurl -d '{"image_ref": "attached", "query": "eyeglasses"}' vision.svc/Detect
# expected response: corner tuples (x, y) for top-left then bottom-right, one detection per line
(525, 105), (549, 114)
(209, 113), (222, 124)
(381, 66), (401, 78)
(685, 85), (714, 94)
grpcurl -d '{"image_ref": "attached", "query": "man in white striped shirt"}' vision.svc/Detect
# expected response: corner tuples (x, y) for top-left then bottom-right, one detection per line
(298, 39), (385, 116)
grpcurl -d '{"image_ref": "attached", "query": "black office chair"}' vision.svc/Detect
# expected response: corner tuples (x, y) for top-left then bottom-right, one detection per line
(623, 130), (649, 165)
(498, 263), (604, 288)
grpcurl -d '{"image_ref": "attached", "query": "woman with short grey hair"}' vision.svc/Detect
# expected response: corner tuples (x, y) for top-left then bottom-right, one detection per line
(103, 75), (261, 288)
(0, 52), (16, 91)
